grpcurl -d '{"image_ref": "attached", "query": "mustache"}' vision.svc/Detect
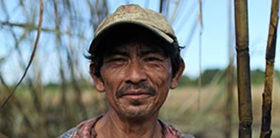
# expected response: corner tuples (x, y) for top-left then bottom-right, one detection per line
(116, 82), (156, 98)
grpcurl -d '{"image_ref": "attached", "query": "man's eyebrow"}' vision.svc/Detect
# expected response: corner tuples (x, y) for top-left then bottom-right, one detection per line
(139, 48), (165, 56)
(139, 50), (156, 55)
(104, 50), (129, 57)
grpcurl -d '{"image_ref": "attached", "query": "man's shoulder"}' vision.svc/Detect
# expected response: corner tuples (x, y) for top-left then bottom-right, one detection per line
(58, 115), (102, 138)
(59, 128), (76, 138)
(161, 120), (195, 138)
(165, 125), (195, 138)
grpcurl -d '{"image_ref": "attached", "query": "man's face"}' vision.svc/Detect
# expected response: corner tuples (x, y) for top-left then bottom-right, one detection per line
(92, 40), (181, 119)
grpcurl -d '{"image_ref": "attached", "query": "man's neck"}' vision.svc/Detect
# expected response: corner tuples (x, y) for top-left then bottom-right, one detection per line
(94, 111), (162, 138)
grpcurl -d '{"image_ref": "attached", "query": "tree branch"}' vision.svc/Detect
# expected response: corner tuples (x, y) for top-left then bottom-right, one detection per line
(0, 0), (44, 111)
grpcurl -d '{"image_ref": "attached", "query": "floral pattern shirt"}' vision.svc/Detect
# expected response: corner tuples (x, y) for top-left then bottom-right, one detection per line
(59, 115), (194, 138)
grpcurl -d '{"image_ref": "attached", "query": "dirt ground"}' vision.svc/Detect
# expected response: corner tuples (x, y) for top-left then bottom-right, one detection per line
(160, 85), (280, 138)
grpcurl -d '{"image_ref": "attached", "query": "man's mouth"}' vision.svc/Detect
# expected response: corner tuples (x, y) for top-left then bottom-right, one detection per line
(116, 82), (156, 99)
(121, 91), (152, 100)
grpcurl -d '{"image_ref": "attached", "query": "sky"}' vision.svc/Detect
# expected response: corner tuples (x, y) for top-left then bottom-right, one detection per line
(107, 0), (279, 79)
(0, 0), (279, 84)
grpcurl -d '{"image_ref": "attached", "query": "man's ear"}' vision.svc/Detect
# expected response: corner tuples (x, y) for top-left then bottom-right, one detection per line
(89, 63), (105, 92)
(170, 58), (185, 89)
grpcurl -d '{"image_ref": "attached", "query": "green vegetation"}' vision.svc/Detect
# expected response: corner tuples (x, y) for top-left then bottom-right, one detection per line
(178, 68), (275, 87)
(251, 69), (265, 85)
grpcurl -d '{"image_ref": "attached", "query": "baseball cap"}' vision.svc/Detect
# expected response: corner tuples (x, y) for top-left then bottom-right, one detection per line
(89, 4), (177, 53)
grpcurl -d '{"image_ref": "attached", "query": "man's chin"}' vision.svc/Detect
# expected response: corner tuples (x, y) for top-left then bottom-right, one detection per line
(130, 99), (142, 106)
(119, 105), (153, 119)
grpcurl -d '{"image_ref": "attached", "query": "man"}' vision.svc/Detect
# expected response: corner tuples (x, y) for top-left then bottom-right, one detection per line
(60, 4), (194, 138)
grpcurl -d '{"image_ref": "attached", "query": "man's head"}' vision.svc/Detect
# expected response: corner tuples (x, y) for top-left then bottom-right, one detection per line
(87, 4), (185, 119)
(88, 4), (184, 78)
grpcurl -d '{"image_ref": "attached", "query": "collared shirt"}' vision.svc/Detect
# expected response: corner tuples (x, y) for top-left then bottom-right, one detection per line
(59, 115), (194, 138)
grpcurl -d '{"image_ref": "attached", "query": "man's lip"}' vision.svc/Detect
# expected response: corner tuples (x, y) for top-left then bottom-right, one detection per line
(122, 93), (151, 100)
(120, 90), (153, 99)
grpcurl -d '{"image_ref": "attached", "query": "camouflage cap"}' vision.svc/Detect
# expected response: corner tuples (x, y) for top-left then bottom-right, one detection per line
(89, 4), (177, 53)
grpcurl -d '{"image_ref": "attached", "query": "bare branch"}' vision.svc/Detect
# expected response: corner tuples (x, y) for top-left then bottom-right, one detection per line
(0, 0), (44, 110)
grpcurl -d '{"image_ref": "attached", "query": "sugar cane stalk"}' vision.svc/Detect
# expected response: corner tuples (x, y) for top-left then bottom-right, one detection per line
(260, 0), (279, 138)
(234, 0), (253, 137)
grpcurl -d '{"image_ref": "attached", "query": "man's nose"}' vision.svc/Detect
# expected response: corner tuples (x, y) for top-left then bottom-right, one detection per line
(125, 60), (147, 84)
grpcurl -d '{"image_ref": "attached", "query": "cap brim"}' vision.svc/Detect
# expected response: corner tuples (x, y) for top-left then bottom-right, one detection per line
(89, 22), (174, 53)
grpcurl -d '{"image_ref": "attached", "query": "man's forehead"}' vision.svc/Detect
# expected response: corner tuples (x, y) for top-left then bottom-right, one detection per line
(109, 41), (164, 52)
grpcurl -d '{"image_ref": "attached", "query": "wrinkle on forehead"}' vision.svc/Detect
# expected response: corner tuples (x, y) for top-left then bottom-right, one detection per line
(104, 41), (166, 58)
